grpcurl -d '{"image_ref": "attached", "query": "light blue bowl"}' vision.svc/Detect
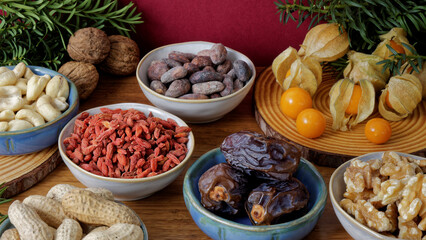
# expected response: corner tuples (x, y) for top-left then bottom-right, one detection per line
(183, 148), (327, 240)
(0, 65), (79, 155)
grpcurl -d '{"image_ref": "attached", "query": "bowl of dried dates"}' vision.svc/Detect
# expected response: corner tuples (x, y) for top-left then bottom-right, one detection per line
(183, 131), (327, 240)
(0, 63), (79, 155)
(329, 151), (426, 240)
(136, 41), (256, 123)
(58, 103), (194, 201)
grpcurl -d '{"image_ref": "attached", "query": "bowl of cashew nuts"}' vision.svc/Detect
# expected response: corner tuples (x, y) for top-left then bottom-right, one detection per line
(0, 63), (79, 155)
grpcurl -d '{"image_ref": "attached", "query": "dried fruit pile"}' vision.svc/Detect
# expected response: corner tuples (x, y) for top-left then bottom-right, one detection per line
(198, 131), (309, 225)
(63, 108), (191, 179)
(0, 184), (144, 240)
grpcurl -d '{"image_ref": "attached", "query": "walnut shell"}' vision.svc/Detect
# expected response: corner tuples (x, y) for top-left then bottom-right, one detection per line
(67, 27), (110, 64)
(99, 35), (140, 75)
(58, 61), (99, 100)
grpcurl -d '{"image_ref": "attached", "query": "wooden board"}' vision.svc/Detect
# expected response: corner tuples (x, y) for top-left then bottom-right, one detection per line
(0, 146), (61, 198)
(254, 66), (426, 167)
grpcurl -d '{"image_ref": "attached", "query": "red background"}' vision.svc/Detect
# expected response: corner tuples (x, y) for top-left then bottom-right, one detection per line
(119, 0), (311, 66)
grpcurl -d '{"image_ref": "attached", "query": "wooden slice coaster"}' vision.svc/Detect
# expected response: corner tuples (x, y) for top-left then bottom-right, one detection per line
(0, 146), (61, 198)
(254, 66), (426, 168)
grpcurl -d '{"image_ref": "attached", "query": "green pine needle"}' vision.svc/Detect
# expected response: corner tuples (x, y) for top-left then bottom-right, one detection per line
(0, 183), (12, 225)
(0, 0), (143, 70)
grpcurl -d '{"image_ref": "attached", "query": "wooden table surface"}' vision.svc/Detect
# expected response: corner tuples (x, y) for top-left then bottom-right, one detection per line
(0, 67), (351, 239)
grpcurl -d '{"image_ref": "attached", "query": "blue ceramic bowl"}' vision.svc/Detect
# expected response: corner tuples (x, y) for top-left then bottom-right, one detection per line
(183, 148), (327, 240)
(0, 66), (79, 155)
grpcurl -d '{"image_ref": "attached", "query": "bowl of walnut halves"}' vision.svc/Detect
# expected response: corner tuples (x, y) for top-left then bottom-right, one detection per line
(330, 151), (426, 240)
(183, 131), (327, 240)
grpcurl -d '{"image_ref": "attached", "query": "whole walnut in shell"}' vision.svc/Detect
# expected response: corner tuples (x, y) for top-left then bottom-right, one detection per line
(58, 61), (99, 100)
(67, 27), (110, 64)
(100, 35), (140, 76)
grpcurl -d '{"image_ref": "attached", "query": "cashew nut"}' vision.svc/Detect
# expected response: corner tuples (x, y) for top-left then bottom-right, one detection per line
(0, 68), (18, 86)
(0, 86), (25, 111)
(51, 97), (69, 111)
(13, 62), (26, 78)
(27, 74), (50, 101)
(24, 67), (34, 79)
(36, 95), (61, 122)
(16, 109), (45, 127)
(7, 119), (34, 131)
(15, 78), (28, 95)
(0, 110), (15, 121)
(0, 122), (8, 132)
(45, 75), (69, 99)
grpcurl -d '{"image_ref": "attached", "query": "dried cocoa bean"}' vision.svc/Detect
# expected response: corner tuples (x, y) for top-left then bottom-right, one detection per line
(197, 49), (211, 57)
(183, 63), (200, 74)
(233, 79), (244, 92)
(220, 76), (234, 97)
(210, 43), (227, 64)
(227, 69), (236, 79)
(191, 56), (213, 68)
(217, 60), (232, 74)
(163, 58), (182, 68)
(150, 80), (167, 95)
(161, 66), (187, 84)
(165, 79), (190, 98)
(203, 66), (216, 72)
(189, 70), (223, 84)
(169, 51), (195, 63)
(148, 60), (169, 81)
(179, 93), (209, 100)
(233, 60), (252, 82)
(192, 81), (225, 95)
(210, 93), (221, 99)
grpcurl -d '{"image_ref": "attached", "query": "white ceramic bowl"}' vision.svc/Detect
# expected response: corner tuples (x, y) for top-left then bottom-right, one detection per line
(136, 41), (256, 123)
(58, 103), (194, 201)
(329, 151), (426, 240)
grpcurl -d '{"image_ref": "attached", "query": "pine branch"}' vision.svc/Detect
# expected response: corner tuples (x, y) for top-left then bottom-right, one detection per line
(275, 0), (426, 75)
(0, 0), (143, 70)
(0, 183), (12, 225)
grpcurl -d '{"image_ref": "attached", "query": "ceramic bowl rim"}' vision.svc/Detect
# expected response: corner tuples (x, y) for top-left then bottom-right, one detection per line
(59, 103), (195, 184)
(0, 65), (79, 136)
(136, 41), (256, 104)
(329, 151), (426, 239)
(183, 147), (328, 232)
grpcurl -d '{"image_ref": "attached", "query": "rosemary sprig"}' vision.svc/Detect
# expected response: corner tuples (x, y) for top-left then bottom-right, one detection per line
(0, 183), (12, 225)
(0, 0), (143, 70)
(274, 0), (426, 75)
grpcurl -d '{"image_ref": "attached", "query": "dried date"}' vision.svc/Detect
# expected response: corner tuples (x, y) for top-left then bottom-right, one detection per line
(246, 179), (309, 225)
(220, 131), (301, 181)
(198, 163), (250, 215)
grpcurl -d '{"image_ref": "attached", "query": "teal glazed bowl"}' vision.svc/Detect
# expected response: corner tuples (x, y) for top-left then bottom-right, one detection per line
(0, 66), (79, 155)
(183, 148), (327, 240)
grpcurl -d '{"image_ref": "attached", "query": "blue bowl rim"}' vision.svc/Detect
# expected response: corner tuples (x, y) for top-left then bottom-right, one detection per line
(136, 41), (257, 104)
(183, 147), (328, 232)
(0, 65), (79, 136)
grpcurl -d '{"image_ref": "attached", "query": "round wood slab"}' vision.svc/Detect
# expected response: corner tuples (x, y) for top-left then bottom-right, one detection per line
(0, 146), (61, 198)
(254, 66), (426, 167)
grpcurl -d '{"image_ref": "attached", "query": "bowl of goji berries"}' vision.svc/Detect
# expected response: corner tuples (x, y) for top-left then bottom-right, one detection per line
(58, 103), (194, 200)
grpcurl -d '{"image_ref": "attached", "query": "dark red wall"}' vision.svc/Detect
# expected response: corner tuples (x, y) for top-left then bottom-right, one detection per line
(120, 0), (310, 66)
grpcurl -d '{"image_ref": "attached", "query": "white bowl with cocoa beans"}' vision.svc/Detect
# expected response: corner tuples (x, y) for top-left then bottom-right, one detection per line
(136, 41), (256, 123)
(58, 103), (194, 201)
